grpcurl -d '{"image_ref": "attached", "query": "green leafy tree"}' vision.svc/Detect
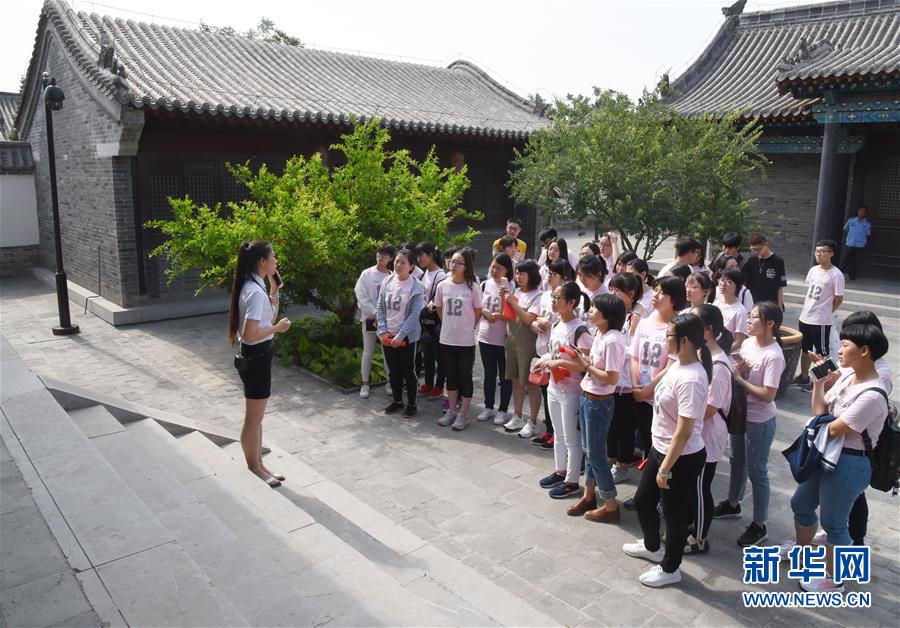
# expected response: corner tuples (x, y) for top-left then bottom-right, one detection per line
(148, 120), (478, 338)
(509, 88), (765, 258)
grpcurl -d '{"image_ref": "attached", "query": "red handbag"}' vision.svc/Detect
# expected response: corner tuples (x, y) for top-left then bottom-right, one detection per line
(501, 295), (518, 321)
(528, 357), (549, 386)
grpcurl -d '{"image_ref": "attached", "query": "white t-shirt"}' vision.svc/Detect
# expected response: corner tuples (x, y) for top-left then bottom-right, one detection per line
(581, 330), (628, 396)
(547, 317), (593, 394)
(657, 261), (677, 278)
(580, 284), (608, 333)
(651, 360), (708, 456)
(238, 274), (274, 345)
(639, 289), (655, 320)
(714, 287), (754, 314)
(436, 280), (483, 347)
(800, 265), (845, 326)
(617, 311), (638, 391)
(420, 268), (447, 304)
(532, 291), (557, 356)
(705, 353), (733, 462)
(355, 266), (392, 321)
(838, 358), (893, 395)
(630, 316), (671, 404)
(826, 373), (890, 450)
(719, 301), (748, 338)
(478, 278), (508, 346)
(739, 337), (785, 423)
(383, 275), (417, 336)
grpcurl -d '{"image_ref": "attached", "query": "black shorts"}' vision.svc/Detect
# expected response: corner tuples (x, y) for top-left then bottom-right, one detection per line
(239, 340), (274, 399)
(799, 321), (831, 356)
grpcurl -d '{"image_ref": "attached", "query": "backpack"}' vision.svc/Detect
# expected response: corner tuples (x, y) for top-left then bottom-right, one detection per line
(860, 387), (900, 494)
(713, 360), (747, 435)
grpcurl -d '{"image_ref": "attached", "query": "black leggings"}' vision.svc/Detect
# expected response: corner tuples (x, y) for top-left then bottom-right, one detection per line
(689, 461), (717, 541)
(419, 327), (445, 389)
(607, 392), (637, 462)
(635, 447), (706, 573)
(441, 344), (476, 398)
(632, 402), (653, 458)
(541, 385), (553, 433)
(848, 492), (867, 546)
(384, 342), (418, 405)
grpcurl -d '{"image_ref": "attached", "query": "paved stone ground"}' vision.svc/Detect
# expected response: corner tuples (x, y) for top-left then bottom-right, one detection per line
(1, 275), (898, 627)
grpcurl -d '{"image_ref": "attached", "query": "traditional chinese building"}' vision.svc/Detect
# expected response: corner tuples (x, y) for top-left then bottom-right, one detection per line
(668, 0), (899, 277)
(15, 0), (546, 309)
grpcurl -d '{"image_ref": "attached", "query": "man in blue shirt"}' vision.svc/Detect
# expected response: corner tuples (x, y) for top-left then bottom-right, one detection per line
(840, 206), (871, 280)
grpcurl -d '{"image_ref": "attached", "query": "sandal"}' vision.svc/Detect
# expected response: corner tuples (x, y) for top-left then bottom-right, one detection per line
(264, 475), (282, 488)
(683, 537), (709, 554)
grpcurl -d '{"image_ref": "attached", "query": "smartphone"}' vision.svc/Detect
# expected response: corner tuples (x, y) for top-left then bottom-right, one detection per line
(810, 358), (838, 381)
(273, 270), (284, 288)
(500, 277), (509, 290)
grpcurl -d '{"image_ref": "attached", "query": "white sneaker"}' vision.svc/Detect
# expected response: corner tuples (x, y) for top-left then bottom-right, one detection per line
(438, 411), (456, 427)
(385, 383), (393, 396)
(778, 540), (795, 562)
(623, 539), (665, 562)
(493, 411), (509, 425)
(611, 465), (629, 484)
(359, 384), (370, 399)
(639, 565), (682, 588)
(476, 408), (495, 422)
(503, 415), (526, 432)
(518, 421), (538, 439)
(800, 576), (844, 593)
(812, 530), (827, 545)
(451, 414), (469, 431)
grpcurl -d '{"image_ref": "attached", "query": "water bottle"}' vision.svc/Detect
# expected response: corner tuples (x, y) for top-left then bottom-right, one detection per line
(639, 366), (651, 387)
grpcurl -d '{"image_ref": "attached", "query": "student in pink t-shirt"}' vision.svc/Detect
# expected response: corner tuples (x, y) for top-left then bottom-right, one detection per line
(630, 277), (687, 466)
(715, 268), (748, 352)
(796, 239), (845, 386)
(791, 322), (890, 594)
(532, 281), (592, 499)
(685, 272), (713, 311)
(715, 302), (785, 548)
(566, 294), (628, 523)
(476, 254), (514, 424)
(626, 258), (656, 321)
(687, 304), (734, 555)
(624, 313), (710, 588)
(435, 248), (483, 431)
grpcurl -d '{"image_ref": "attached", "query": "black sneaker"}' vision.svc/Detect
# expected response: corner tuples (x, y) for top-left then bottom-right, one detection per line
(549, 482), (581, 499)
(531, 431), (551, 446)
(384, 401), (404, 414)
(403, 404), (417, 418)
(539, 472), (565, 489)
(713, 500), (741, 519)
(540, 435), (555, 451)
(737, 522), (768, 547)
(791, 374), (811, 386)
(623, 497), (636, 511)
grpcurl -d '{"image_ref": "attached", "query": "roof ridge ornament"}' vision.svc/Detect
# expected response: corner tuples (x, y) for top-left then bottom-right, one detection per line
(721, 0), (746, 17)
(776, 37), (838, 71)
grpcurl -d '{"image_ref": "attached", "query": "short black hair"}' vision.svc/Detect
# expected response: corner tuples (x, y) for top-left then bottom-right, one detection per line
(720, 267), (745, 292)
(815, 239), (837, 253)
(506, 216), (523, 227)
(515, 259), (542, 290)
(840, 323), (889, 361)
(548, 258), (576, 281)
(669, 264), (692, 281)
(655, 276), (688, 312)
(593, 293), (627, 332)
(615, 251), (637, 269)
(608, 271), (643, 306)
(675, 236), (703, 258)
(376, 243), (395, 257)
(577, 254), (607, 281)
(499, 235), (517, 249)
(539, 227), (558, 242)
(581, 242), (601, 256)
(443, 246), (459, 260)
(414, 241), (440, 260)
(722, 232), (742, 248)
(842, 311), (883, 332)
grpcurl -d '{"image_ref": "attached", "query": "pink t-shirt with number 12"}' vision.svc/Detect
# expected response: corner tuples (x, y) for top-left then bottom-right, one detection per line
(436, 279), (483, 347)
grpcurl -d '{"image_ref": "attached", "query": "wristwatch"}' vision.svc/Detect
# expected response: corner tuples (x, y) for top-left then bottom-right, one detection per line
(658, 470), (672, 480)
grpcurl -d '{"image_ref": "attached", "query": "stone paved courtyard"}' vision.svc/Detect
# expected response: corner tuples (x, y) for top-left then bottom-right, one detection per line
(1, 275), (898, 627)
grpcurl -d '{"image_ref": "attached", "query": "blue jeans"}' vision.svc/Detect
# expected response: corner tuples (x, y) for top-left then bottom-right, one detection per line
(580, 395), (617, 499)
(728, 417), (776, 523)
(791, 453), (871, 546)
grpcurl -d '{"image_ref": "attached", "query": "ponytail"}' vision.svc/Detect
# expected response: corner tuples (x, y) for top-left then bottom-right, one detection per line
(692, 303), (733, 354)
(559, 280), (589, 311)
(673, 312), (712, 382)
(755, 301), (783, 347)
(228, 240), (273, 345)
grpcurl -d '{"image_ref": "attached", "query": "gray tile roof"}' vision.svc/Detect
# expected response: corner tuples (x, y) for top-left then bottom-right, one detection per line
(20, 0), (545, 141)
(668, 0), (900, 121)
(0, 141), (35, 174)
(0, 92), (20, 140)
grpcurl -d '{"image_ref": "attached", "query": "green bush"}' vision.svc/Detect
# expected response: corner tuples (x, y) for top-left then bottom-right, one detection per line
(276, 315), (385, 387)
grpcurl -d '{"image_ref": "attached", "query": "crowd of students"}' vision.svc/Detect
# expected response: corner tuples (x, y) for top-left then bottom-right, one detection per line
(225, 219), (891, 593)
(344, 219), (892, 590)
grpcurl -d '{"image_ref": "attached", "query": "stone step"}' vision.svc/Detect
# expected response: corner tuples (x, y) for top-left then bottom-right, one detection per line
(229, 446), (559, 626)
(173, 431), (455, 626)
(783, 290), (899, 320)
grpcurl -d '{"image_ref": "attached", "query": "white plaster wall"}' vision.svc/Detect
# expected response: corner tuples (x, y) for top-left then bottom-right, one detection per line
(0, 174), (40, 247)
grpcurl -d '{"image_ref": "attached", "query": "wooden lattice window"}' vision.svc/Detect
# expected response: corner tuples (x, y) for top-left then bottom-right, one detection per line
(878, 153), (900, 220)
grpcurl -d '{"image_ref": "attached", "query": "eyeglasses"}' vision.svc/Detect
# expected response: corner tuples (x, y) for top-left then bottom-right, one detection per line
(551, 295), (565, 302)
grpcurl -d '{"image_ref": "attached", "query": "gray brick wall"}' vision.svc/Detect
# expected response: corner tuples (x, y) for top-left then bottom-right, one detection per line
(744, 154), (820, 276)
(26, 41), (144, 307)
(0, 245), (41, 277)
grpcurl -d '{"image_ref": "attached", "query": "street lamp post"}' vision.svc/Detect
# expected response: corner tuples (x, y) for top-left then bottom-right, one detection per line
(42, 71), (79, 336)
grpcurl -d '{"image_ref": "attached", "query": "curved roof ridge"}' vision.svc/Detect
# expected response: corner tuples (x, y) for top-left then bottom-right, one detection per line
(445, 60), (533, 114)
